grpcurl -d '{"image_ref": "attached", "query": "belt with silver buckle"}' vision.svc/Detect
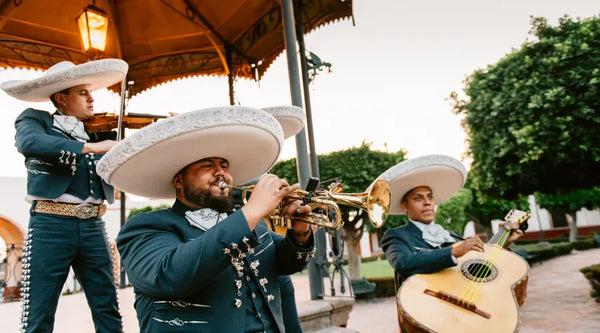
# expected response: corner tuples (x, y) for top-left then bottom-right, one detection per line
(33, 201), (106, 219)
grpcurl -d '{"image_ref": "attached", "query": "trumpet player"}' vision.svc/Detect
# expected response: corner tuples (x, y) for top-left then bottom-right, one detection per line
(111, 106), (316, 332)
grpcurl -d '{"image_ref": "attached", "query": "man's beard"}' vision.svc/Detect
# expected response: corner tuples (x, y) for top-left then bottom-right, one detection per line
(183, 182), (233, 213)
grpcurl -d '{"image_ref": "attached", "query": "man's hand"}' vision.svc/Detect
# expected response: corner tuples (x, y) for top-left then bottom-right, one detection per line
(242, 175), (300, 229)
(280, 190), (313, 245)
(451, 236), (485, 258)
(82, 140), (117, 154)
(500, 221), (525, 248)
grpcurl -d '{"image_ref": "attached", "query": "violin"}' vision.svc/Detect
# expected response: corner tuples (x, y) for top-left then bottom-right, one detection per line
(83, 112), (168, 133)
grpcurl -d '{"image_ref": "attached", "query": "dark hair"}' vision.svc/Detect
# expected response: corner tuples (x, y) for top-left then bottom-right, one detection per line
(401, 186), (432, 203)
(49, 87), (72, 108)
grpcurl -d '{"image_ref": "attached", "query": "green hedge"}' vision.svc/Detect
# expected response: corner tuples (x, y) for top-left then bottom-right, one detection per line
(521, 237), (600, 263)
(528, 243), (572, 262)
(572, 238), (596, 250)
(515, 237), (571, 245)
(127, 204), (171, 220)
(339, 253), (386, 266)
(580, 264), (600, 302)
(366, 276), (396, 298)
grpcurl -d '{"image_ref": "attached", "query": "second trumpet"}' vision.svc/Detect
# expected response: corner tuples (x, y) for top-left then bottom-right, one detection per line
(219, 178), (391, 230)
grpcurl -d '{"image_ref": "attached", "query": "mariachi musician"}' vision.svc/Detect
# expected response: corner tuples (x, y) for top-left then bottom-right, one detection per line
(97, 106), (316, 332)
(0, 59), (127, 332)
(379, 155), (528, 332)
(379, 155), (526, 287)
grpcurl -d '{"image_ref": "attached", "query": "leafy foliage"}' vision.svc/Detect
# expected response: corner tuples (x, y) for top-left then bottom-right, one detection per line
(451, 15), (600, 198)
(536, 187), (600, 215)
(462, 175), (531, 228)
(580, 263), (600, 302)
(127, 204), (171, 220)
(435, 188), (473, 234)
(271, 141), (406, 194)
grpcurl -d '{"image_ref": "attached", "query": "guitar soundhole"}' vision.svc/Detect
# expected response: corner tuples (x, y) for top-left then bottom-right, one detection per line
(460, 259), (498, 283)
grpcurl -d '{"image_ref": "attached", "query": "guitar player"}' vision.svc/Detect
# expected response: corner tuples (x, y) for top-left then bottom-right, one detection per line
(378, 155), (527, 288)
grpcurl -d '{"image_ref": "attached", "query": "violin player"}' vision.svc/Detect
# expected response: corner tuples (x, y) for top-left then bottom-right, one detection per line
(0, 59), (127, 332)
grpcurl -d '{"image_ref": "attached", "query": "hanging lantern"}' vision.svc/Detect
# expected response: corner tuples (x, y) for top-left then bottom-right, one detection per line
(77, 3), (109, 57)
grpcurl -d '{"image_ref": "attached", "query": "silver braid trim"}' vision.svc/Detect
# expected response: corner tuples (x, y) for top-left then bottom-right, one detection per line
(20, 229), (33, 332)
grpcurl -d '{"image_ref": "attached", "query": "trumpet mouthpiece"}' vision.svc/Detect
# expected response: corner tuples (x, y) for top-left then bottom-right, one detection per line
(218, 181), (229, 189)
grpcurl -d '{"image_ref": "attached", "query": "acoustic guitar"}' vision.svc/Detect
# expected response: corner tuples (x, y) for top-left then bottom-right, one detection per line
(397, 209), (531, 333)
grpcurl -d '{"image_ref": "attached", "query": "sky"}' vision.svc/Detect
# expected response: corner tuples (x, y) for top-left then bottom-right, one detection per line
(1, 0), (599, 178)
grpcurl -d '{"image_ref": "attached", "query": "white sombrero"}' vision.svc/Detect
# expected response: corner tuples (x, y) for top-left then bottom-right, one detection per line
(375, 155), (467, 215)
(0, 59), (128, 102)
(96, 106), (284, 199)
(262, 106), (305, 139)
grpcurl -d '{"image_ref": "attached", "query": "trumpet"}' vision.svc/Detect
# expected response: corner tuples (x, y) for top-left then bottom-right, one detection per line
(219, 178), (391, 229)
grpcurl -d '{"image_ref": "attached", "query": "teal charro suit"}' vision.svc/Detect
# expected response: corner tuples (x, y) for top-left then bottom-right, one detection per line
(15, 108), (122, 332)
(15, 108), (114, 202)
(381, 221), (462, 286)
(117, 200), (315, 332)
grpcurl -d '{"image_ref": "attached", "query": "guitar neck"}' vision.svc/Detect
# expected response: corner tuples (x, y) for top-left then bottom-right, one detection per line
(487, 226), (512, 247)
(487, 209), (531, 247)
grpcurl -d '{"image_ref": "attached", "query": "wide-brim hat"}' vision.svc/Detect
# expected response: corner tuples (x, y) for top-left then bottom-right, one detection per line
(97, 106), (284, 199)
(262, 106), (305, 139)
(375, 155), (467, 215)
(0, 59), (128, 102)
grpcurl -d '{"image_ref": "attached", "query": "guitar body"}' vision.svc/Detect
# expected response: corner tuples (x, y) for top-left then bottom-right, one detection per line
(397, 245), (530, 333)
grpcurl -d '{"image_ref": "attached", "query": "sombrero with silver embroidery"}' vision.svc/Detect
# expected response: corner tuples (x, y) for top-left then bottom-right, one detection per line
(262, 106), (305, 139)
(0, 59), (128, 102)
(96, 106), (284, 199)
(375, 155), (467, 215)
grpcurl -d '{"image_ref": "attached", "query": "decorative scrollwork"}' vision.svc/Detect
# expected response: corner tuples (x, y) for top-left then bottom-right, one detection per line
(460, 259), (499, 283)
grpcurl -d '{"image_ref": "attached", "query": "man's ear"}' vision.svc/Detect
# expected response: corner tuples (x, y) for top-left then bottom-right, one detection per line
(54, 93), (66, 106)
(172, 173), (184, 191)
(400, 201), (408, 214)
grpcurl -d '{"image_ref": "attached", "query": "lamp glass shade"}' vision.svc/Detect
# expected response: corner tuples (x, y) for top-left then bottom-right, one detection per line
(77, 8), (108, 52)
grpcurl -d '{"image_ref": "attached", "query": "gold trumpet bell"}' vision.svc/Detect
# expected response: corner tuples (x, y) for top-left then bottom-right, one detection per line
(326, 178), (391, 228)
(366, 179), (391, 228)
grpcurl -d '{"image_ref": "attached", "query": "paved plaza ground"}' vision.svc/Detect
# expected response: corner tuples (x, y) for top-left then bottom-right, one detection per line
(1, 248), (599, 332)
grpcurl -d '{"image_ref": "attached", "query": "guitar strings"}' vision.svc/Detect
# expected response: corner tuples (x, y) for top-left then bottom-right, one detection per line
(460, 213), (526, 304)
(459, 228), (511, 304)
(443, 212), (528, 309)
(464, 234), (509, 303)
(465, 230), (511, 301)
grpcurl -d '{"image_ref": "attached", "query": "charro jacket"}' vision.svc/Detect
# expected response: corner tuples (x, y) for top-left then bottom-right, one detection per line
(381, 221), (462, 286)
(117, 200), (315, 332)
(14, 108), (114, 203)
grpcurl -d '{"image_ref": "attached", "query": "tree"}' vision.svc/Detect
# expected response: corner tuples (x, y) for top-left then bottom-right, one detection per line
(270, 142), (407, 279)
(459, 175), (531, 237)
(450, 15), (600, 199)
(450, 15), (600, 240)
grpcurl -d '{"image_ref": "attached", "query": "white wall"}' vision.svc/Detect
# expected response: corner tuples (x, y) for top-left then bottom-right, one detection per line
(0, 177), (173, 295)
(489, 194), (600, 233)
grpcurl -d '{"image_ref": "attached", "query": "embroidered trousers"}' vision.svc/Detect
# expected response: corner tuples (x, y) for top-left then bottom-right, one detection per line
(21, 211), (122, 332)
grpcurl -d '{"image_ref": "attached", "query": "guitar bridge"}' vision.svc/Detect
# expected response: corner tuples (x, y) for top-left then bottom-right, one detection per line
(423, 289), (491, 319)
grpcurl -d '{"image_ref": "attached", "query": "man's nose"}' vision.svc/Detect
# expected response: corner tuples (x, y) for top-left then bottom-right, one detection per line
(213, 165), (225, 175)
